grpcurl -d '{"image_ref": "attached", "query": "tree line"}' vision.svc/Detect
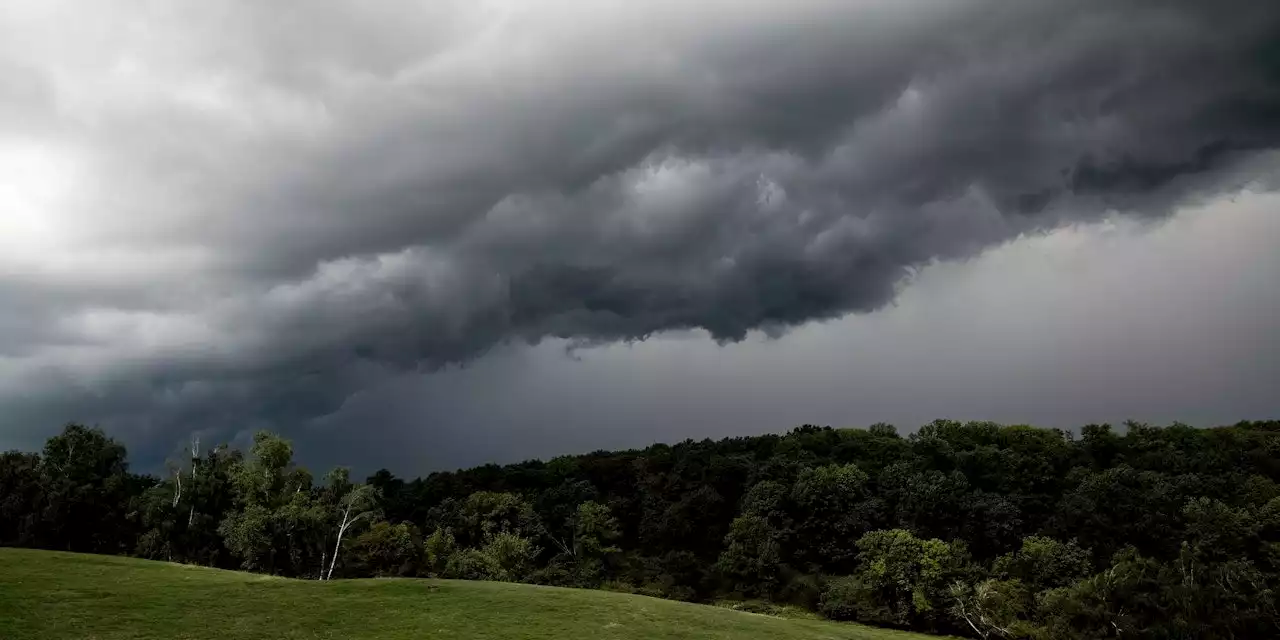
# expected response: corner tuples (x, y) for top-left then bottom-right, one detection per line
(2, 419), (1278, 638)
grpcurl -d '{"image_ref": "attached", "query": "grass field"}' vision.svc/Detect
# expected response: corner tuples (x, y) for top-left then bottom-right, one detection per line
(0, 548), (945, 640)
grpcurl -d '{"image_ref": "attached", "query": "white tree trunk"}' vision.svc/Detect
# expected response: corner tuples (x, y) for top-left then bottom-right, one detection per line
(326, 504), (353, 581)
(190, 436), (200, 479)
(325, 483), (376, 580)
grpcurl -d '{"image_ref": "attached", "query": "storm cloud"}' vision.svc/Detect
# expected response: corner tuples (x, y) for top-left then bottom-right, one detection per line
(2, 0), (1279, 469)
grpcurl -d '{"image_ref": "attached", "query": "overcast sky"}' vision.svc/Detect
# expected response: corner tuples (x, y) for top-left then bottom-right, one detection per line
(2, 0), (1278, 475)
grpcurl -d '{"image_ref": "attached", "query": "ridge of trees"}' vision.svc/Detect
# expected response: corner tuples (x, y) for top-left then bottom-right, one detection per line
(2, 419), (1278, 638)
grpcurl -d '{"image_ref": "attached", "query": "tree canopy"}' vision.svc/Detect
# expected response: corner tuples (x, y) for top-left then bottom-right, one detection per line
(2, 419), (1278, 638)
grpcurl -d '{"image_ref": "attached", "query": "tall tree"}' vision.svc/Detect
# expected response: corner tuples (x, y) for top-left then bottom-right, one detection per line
(324, 473), (379, 580)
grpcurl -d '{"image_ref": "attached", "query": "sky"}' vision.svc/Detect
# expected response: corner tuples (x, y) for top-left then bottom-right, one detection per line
(2, 0), (1279, 475)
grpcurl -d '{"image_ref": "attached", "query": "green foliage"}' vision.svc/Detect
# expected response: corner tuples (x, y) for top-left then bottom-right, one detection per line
(792, 464), (870, 510)
(947, 579), (1033, 639)
(443, 547), (502, 580)
(348, 521), (419, 577)
(1181, 497), (1255, 560)
(479, 531), (541, 582)
(446, 491), (537, 547)
(716, 515), (784, 597)
(425, 524), (540, 583)
(776, 571), (823, 609)
(0, 451), (43, 547)
(741, 480), (789, 519)
(33, 425), (137, 554)
(992, 536), (1091, 593)
(544, 500), (623, 586)
(1051, 465), (1204, 562)
(715, 598), (823, 619)
(217, 434), (332, 576)
(423, 527), (458, 576)
(5, 419), (1280, 638)
(879, 464), (971, 545)
(134, 529), (168, 561)
(791, 463), (873, 570)
(819, 575), (872, 622)
(868, 423), (899, 438)
(230, 432), (299, 505)
(217, 503), (276, 572)
(573, 500), (621, 557)
(828, 529), (970, 630)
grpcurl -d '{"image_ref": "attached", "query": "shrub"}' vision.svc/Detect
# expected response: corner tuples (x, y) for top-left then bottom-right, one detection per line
(480, 531), (540, 582)
(443, 548), (500, 580)
(348, 521), (419, 577)
(777, 571), (821, 609)
(423, 527), (457, 577)
(819, 575), (871, 621)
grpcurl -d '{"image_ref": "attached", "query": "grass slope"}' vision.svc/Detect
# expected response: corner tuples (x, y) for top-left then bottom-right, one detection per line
(0, 548), (945, 640)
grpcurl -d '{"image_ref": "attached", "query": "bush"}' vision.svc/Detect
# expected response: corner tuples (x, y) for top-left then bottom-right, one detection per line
(348, 521), (419, 577)
(134, 529), (168, 561)
(423, 527), (457, 577)
(947, 578), (1034, 639)
(443, 548), (500, 580)
(663, 585), (698, 602)
(479, 532), (540, 582)
(714, 599), (820, 619)
(634, 583), (667, 599)
(526, 560), (575, 587)
(819, 575), (872, 621)
(599, 579), (638, 594)
(633, 580), (697, 602)
(777, 571), (821, 609)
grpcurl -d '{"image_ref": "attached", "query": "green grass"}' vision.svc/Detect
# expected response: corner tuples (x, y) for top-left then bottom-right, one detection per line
(0, 548), (946, 640)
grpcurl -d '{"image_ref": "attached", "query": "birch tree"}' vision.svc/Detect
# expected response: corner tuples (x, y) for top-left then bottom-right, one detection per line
(325, 482), (379, 580)
(187, 437), (200, 526)
(171, 464), (183, 508)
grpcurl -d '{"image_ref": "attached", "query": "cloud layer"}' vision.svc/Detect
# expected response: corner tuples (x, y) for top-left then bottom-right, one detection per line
(2, 0), (1279, 466)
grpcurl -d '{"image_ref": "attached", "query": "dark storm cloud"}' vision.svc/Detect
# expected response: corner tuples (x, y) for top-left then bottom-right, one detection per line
(1, 0), (1279, 463)
(273, 195), (1280, 474)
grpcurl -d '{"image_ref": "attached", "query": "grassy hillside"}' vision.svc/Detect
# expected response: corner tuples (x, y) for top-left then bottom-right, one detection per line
(0, 548), (944, 640)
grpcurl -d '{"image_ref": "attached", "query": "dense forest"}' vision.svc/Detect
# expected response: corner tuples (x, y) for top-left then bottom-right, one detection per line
(2, 420), (1278, 638)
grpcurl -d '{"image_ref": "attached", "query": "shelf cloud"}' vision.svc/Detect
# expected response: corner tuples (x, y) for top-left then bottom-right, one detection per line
(2, 0), (1278, 470)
